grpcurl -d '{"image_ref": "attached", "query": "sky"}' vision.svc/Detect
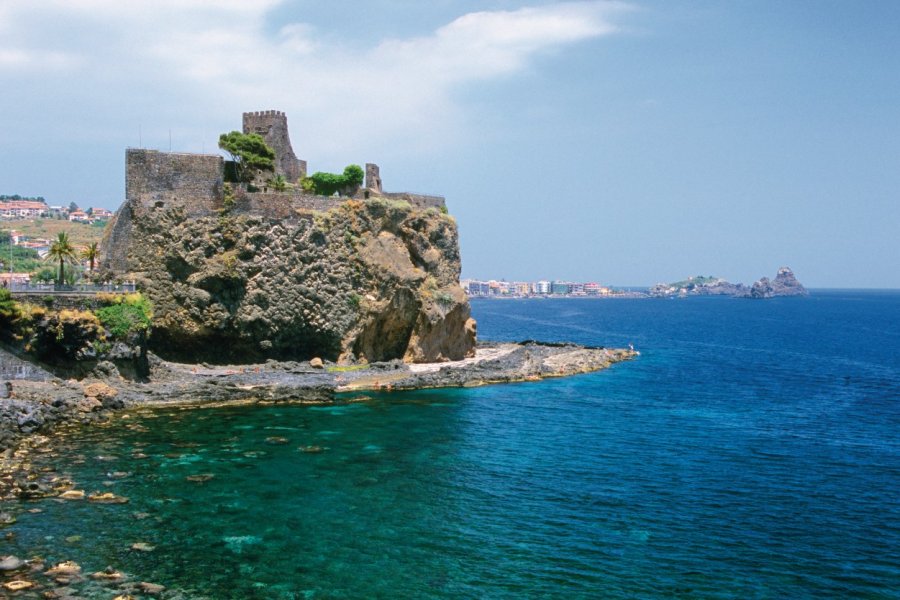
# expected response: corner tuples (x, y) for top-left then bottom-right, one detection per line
(1, 0), (898, 288)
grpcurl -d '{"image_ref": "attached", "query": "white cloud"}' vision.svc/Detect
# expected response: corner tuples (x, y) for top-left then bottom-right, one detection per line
(0, 48), (78, 70)
(0, 1), (628, 157)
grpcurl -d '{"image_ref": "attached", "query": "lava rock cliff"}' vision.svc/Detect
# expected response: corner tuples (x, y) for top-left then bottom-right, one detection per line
(100, 197), (476, 364)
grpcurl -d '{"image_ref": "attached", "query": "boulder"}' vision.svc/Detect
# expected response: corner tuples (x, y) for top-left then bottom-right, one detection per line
(0, 555), (25, 571)
(83, 381), (118, 401)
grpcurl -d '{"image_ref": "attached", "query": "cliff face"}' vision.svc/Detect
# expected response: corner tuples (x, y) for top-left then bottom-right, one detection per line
(100, 197), (476, 364)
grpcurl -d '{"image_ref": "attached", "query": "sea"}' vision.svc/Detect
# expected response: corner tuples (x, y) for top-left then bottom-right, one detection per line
(4, 290), (899, 599)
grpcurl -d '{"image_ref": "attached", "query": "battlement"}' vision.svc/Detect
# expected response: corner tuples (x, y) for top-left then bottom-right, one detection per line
(243, 110), (287, 118)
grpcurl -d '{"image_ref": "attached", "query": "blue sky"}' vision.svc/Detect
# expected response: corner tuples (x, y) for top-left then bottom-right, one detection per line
(1, 1), (898, 287)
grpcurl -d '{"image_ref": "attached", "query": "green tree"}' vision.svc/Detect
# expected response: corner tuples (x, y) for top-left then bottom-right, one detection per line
(32, 267), (56, 283)
(68, 201), (78, 213)
(46, 232), (78, 285)
(306, 165), (365, 196)
(218, 131), (275, 183)
(82, 242), (99, 272)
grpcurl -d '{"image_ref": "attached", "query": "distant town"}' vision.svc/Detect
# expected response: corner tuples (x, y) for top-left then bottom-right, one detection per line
(461, 279), (644, 298)
(0, 196), (113, 225)
(1, 195), (113, 288)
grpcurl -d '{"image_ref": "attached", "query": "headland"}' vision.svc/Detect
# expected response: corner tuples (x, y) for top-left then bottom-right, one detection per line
(1, 109), (637, 491)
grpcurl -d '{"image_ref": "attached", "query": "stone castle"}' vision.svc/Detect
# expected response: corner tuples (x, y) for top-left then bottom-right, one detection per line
(123, 110), (444, 219)
(100, 110), (474, 364)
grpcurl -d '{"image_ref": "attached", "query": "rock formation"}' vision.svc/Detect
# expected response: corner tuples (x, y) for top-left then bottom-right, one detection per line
(749, 267), (808, 299)
(100, 196), (476, 364)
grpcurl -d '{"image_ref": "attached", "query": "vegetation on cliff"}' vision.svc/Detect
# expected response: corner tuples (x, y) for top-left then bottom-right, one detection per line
(95, 293), (153, 338)
(0, 292), (152, 372)
(301, 165), (365, 196)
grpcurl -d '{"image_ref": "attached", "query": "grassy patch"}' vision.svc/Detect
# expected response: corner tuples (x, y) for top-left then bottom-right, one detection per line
(95, 293), (153, 339)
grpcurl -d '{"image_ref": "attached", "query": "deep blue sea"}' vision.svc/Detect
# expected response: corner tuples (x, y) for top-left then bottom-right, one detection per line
(5, 291), (900, 599)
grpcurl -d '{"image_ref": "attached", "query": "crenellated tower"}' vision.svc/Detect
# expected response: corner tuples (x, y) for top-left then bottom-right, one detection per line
(242, 110), (306, 182)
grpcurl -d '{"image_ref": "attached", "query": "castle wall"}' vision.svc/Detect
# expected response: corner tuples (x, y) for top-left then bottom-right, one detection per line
(381, 192), (446, 211)
(126, 149), (223, 214)
(242, 110), (305, 183)
(233, 190), (447, 219)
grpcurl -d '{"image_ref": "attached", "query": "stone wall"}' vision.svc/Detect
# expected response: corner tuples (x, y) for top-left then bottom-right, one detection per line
(236, 191), (343, 217)
(382, 192), (446, 211)
(234, 190), (447, 220)
(242, 110), (305, 182)
(125, 149), (223, 214)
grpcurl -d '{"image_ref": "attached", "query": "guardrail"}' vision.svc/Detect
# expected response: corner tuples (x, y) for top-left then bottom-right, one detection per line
(8, 281), (137, 294)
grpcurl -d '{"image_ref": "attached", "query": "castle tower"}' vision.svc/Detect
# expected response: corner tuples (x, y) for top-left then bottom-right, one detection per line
(365, 163), (383, 193)
(242, 110), (306, 182)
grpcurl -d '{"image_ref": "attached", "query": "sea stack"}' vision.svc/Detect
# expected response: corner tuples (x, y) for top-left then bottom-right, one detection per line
(749, 267), (808, 299)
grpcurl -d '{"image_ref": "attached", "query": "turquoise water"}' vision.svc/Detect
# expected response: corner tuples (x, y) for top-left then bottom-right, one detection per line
(5, 291), (900, 598)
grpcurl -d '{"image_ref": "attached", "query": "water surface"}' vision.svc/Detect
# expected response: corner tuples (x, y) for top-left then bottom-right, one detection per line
(6, 291), (900, 598)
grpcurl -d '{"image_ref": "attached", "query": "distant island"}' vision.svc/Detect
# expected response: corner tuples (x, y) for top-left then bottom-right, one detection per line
(464, 267), (808, 300)
(649, 267), (808, 299)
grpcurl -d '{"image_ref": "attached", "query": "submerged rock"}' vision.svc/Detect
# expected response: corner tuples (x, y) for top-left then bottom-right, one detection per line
(130, 542), (155, 552)
(45, 561), (81, 577)
(137, 581), (166, 595)
(91, 566), (124, 581)
(3, 579), (34, 591)
(88, 492), (129, 504)
(0, 555), (25, 571)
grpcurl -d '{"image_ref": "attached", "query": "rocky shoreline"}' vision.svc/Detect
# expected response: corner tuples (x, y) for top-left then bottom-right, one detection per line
(0, 341), (634, 596)
(1, 341), (635, 484)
